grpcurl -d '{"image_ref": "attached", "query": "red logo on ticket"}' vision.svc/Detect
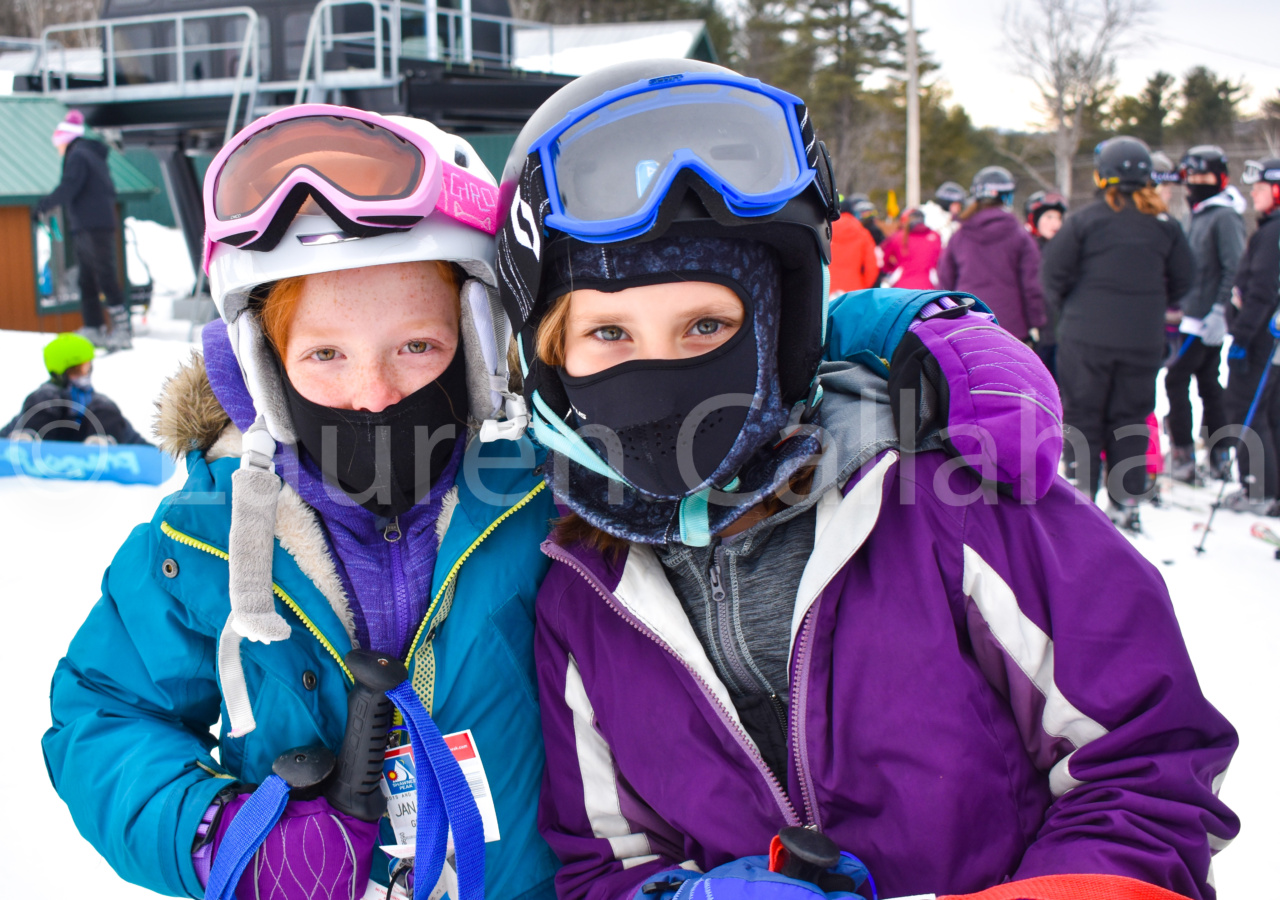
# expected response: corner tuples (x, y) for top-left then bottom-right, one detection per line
(446, 732), (476, 761)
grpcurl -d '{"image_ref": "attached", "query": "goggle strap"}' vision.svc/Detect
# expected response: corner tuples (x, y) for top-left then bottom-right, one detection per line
(434, 160), (501, 235)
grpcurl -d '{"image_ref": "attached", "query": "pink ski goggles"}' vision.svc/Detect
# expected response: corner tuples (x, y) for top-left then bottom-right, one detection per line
(203, 104), (499, 259)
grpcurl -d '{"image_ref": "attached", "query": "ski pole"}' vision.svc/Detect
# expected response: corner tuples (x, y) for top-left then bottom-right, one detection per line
(768, 827), (860, 893)
(1196, 328), (1280, 554)
(325, 649), (409, 822)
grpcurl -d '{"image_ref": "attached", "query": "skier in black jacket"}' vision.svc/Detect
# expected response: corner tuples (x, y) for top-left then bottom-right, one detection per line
(33, 110), (131, 351)
(1221, 158), (1280, 513)
(0, 333), (149, 445)
(1166, 146), (1247, 482)
(1041, 137), (1195, 529)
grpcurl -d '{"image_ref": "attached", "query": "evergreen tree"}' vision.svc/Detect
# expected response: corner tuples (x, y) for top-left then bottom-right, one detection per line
(1172, 66), (1246, 144)
(1109, 71), (1175, 146)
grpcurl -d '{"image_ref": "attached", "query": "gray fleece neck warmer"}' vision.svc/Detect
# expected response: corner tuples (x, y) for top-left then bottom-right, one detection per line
(538, 236), (821, 546)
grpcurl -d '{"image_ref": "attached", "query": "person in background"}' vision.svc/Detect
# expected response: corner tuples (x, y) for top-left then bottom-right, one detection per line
(1221, 158), (1280, 514)
(1025, 190), (1068, 377)
(0, 332), (148, 445)
(880, 207), (941, 289)
(921, 180), (966, 245)
(1165, 146), (1247, 484)
(33, 110), (132, 352)
(1151, 150), (1179, 207)
(1025, 190), (1066, 242)
(849, 194), (886, 245)
(1041, 137), (1194, 530)
(937, 166), (1046, 344)
(828, 195), (880, 294)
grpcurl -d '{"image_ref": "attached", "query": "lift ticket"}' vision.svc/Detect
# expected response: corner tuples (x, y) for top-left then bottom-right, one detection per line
(380, 726), (501, 850)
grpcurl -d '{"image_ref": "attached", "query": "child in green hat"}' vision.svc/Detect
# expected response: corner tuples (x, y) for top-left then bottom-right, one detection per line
(0, 333), (150, 445)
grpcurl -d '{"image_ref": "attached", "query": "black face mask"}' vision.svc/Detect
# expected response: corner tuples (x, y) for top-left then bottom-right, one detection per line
(283, 348), (467, 518)
(558, 317), (759, 498)
(1187, 183), (1222, 207)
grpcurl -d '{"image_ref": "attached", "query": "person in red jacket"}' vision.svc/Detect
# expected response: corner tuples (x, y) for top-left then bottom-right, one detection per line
(881, 207), (941, 289)
(828, 196), (879, 293)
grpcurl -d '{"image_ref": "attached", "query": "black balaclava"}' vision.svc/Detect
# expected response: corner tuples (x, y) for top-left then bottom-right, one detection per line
(282, 347), (467, 518)
(557, 289), (759, 498)
(1187, 182), (1223, 207)
(535, 236), (822, 546)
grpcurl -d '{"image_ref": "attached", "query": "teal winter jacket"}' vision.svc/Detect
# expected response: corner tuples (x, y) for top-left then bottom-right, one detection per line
(42, 355), (560, 899)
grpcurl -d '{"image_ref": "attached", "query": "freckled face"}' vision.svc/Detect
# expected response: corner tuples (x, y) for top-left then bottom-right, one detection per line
(561, 281), (745, 378)
(282, 261), (459, 412)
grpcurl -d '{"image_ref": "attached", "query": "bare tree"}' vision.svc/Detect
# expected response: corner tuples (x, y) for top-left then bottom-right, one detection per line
(5, 0), (99, 47)
(1003, 0), (1152, 197)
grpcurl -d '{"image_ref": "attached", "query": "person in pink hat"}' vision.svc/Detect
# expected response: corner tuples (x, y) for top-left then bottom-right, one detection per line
(35, 110), (131, 350)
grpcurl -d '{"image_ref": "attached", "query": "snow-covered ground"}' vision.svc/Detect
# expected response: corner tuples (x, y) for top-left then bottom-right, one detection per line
(0, 222), (1274, 897)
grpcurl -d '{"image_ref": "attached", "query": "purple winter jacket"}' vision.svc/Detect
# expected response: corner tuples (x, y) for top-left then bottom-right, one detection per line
(938, 207), (1047, 340)
(534, 451), (1237, 900)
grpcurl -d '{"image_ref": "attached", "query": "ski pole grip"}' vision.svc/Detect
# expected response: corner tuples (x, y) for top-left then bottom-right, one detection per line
(768, 826), (841, 885)
(324, 649), (409, 822)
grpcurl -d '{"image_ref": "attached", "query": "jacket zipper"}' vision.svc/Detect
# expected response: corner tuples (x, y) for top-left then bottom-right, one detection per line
(160, 521), (353, 683)
(164, 479), (547, 704)
(546, 542), (802, 827)
(790, 603), (821, 829)
(384, 516), (409, 653)
(403, 481), (547, 674)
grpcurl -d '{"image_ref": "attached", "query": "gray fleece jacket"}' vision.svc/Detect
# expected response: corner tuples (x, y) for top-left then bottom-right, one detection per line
(1181, 187), (1248, 320)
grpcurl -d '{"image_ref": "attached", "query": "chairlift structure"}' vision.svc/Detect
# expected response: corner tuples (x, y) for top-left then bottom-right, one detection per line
(14, 0), (573, 275)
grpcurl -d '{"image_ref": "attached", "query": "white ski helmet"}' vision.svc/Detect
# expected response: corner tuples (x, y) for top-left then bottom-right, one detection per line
(205, 109), (519, 445)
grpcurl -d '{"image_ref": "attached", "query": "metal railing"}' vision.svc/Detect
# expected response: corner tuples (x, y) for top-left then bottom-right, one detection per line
(293, 0), (555, 103)
(40, 8), (260, 141)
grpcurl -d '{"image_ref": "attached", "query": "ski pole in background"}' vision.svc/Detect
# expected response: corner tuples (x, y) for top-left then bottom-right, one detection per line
(1196, 317), (1280, 554)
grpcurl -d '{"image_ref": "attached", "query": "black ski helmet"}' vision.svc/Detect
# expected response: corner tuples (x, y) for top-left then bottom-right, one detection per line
(970, 166), (1016, 203)
(496, 59), (840, 412)
(1179, 145), (1229, 190)
(1243, 158), (1280, 206)
(1094, 136), (1153, 190)
(934, 181), (967, 208)
(1024, 190), (1067, 229)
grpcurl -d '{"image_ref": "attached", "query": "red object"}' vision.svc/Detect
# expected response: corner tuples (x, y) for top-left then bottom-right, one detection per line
(828, 212), (879, 293)
(882, 224), (942, 289)
(939, 874), (1191, 900)
(1146, 413), (1164, 475)
(767, 834), (787, 873)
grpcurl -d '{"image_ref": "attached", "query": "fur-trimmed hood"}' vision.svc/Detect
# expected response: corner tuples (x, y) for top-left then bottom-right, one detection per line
(153, 349), (243, 463)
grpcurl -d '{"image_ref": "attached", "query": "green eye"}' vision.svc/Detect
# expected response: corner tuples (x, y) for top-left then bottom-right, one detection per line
(313, 348), (337, 361)
(405, 341), (430, 354)
(595, 326), (625, 342)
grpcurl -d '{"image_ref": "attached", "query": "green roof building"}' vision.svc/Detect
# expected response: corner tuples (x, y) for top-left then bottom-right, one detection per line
(0, 96), (158, 333)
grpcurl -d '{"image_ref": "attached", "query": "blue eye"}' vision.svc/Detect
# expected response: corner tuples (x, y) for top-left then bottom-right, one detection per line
(693, 320), (724, 336)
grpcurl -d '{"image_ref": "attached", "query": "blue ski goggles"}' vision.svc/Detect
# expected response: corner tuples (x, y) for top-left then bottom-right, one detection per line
(529, 74), (817, 242)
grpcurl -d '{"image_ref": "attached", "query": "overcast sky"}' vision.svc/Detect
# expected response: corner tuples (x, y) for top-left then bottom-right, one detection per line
(909, 0), (1280, 131)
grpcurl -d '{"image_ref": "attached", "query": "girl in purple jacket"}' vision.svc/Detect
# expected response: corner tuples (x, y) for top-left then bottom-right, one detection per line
(494, 61), (1237, 900)
(938, 167), (1047, 344)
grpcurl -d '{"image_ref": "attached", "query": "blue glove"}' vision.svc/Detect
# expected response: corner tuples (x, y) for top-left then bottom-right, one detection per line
(636, 853), (873, 899)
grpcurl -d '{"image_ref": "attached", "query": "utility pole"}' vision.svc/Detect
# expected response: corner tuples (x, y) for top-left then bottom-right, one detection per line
(905, 0), (920, 208)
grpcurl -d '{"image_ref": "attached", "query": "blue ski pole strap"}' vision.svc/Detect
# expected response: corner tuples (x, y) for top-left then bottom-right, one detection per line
(203, 774), (291, 900)
(387, 682), (487, 900)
